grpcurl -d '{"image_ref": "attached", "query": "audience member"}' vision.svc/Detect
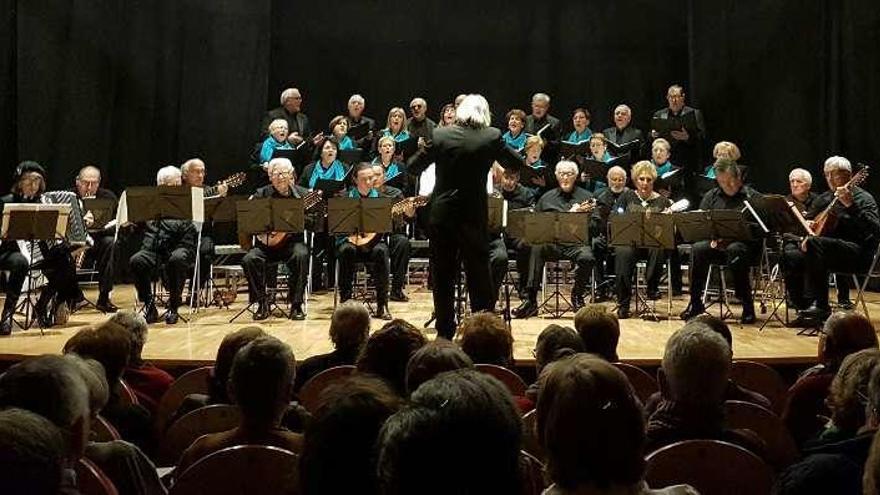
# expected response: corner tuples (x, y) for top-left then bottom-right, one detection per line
(526, 324), (584, 403)
(784, 312), (879, 447)
(537, 354), (697, 494)
(863, 429), (880, 495)
(573, 304), (620, 362)
(294, 301), (370, 393)
(809, 349), (880, 447)
(405, 340), (474, 395)
(357, 319), (427, 395)
(112, 310), (174, 414)
(176, 336), (303, 474)
(300, 375), (403, 495)
(377, 369), (523, 495)
(0, 408), (67, 495)
(458, 312), (514, 367)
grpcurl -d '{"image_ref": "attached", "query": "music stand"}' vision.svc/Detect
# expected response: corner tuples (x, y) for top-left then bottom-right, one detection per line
(487, 196), (514, 329)
(1, 204), (70, 332)
(509, 210), (591, 318)
(82, 198), (117, 231)
(327, 197), (394, 311)
(610, 212), (676, 320)
(230, 197), (306, 322)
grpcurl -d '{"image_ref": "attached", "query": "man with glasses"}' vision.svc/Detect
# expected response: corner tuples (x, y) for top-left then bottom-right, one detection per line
(241, 158), (312, 320)
(406, 97), (436, 141)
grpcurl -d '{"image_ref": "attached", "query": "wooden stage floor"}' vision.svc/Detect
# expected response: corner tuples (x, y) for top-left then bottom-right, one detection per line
(2, 284), (873, 369)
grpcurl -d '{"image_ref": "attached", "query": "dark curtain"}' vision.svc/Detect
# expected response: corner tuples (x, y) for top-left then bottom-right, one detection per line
(0, 0), (15, 194)
(13, 0), (271, 193)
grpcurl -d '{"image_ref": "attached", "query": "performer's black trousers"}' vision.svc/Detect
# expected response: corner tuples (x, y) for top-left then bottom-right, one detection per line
(337, 241), (390, 306)
(525, 243), (595, 296)
(802, 237), (873, 310)
(130, 248), (193, 308)
(689, 240), (755, 308)
(388, 233), (410, 293)
(242, 241), (309, 305)
(36, 244), (82, 307)
(489, 236), (528, 301)
(614, 246), (665, 309)
(431, 222), (493, 340)
(0, 250), (29, 314)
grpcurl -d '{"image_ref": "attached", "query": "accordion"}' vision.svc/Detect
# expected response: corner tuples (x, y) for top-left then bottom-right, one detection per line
(42, 190), (92, 247)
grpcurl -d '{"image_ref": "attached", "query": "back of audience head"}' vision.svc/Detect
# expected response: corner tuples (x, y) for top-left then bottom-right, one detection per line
(458, 311), (513, 367)
(300, 375), (403, 495)
(109, 310), (149, 366)
(229, 336), (295, 426)
(377, 369), (522, 495)
(827, 348), (880, 433)
(0, 355), (91, 458)
(65, 354), (110, 419)
(538, 354), (646, 492)
(405, 340), (474, 395)
(821, 312), (879, 371)
(535, 324), (584, 375)
(330, 301), (371, 356)
(660, 321), (732, 407)
(689, 313), (733, 349)
(574, 304), (620, 362)
(863, 367), (880, 492)
(63, 321), (131, 398)
(210, 326), (268, 403)
(357, 319), (427, 395)
(0, 408), (67, 495)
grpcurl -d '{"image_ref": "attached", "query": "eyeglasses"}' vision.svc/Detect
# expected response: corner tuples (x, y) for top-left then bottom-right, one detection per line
(558, 171), (577, 178)
(271, 172), (292, 178)
(410, 104), (424, 109)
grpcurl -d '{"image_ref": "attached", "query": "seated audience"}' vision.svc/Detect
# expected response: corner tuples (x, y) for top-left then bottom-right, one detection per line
(775, 362), (880, 494)
(377, 369), (523, 494)
(784, 311), (879, 447)
(526, 323), (584, 403)
(646, 322), (764, 456)
(458, 312), (514, 367)
(356, 319), (427, 395)
(808, 349), (880, 447)
(573, 304), (620, 362)
(112, 310), (174, 414)
(537, 354), (697, 495)
(863, 429), (880, 495)
(293, 301), (370, 393)
(176, 336), (303, 474)
(299, 375), (403, 495)
(405, 340), (474, 395)
(0, 408), (67, 495)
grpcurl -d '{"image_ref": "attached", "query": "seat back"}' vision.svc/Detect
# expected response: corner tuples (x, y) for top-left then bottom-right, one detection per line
(612, 362), (659, 404)
(154, 366), (214, 435)
(518, 449), (547, 495)
(724, 400), (798, 469)
(170, 445), (299, 495)
(298, 365), (356, 413)
(645, 439), (773, 495)
(159, 404), (241, 466)
(520, 409), (544, 461)
(475, 363), (527, 396)
(116, 378), (139, 406)
(730, 360), (788, 414)
(90, 414), (121, 442)
(76, 457), (119, 495)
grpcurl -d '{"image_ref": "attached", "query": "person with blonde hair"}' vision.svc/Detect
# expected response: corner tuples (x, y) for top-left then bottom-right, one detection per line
(704, 140), (742, 179)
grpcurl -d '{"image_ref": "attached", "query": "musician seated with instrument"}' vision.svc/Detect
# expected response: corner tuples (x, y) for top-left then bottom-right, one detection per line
(181, 158), (227, 291)
(489, 168), (536, 303)
(129, 166), (197, 325)
(781, 167), (821, 311)
(612, 161), (674, 319)
(336, 163), (392, 320)
(73, 165), (119, 313)
(513, 160), (595, 319)
(590, 166), (630, 301)
(241, 158), (312, 321)
(680, 159), (760, 324)
(371, 164), (417, 302)
(789, 156), (880, 324)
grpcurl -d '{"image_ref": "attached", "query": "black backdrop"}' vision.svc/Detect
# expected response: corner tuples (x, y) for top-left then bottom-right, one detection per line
(1, 0), (878, 194)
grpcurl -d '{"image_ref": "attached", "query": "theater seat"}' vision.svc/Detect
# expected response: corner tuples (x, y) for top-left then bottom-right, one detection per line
(159, 404), (241, 466)
(154, 366), (214, 435)
(730, 360), (789, 414)
(724, 400), (798, 470)
(475, 363), (527, 396)
(612, 362), (659, 404)
(298, 365), (356, 413)
(170, 445), (299, 495)
(77, 457), (119, 495)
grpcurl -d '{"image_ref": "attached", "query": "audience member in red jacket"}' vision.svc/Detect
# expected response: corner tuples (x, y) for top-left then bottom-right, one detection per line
(112, 310), (174, 414)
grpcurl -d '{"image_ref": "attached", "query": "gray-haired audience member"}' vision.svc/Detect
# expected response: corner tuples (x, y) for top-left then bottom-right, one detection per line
(113, 310), (174, 413)
(0, 408), (67, 495)
(294, 301), (371, 392)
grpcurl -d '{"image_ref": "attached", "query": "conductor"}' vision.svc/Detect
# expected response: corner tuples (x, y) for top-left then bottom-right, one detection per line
(410, 94), (523, 339)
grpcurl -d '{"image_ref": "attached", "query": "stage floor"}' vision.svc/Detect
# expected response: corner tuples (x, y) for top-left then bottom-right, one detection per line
(1, 284), (868, 369)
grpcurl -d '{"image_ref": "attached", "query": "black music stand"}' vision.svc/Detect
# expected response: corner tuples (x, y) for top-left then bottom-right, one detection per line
(327, 197), (394, 311)
(230, 197), (306, 322)
(82, 198), (117, 230)
(509, 210), (591, 318)
(1, 205), (69, 332)
(675, 209), (753, 320)
(610, 212), (676, 320)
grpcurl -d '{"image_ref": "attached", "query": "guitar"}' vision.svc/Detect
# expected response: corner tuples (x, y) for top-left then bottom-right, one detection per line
(347, 195), (429, 249)
(262, 190), (324, 248)
(204, 172), (247, 197)
(800, 165), (869, 250)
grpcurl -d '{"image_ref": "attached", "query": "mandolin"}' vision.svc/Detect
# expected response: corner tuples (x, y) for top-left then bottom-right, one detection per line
(347, 195), (429, 249)
(204, 172), (247, 197)
(261, 190), (325, 249)
(810, 166), (869, 237)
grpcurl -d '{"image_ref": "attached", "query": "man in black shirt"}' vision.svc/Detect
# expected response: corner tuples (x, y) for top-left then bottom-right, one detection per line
(241, 158), (311, 321)
(680, 160), (760, 324)
(346, 94), (377, 150)
(372, 164), (416, 302)
(514, 161), (595, 318)
(181, 158), (228, 293)
(793, 157), (880, 323)
(406, 97), (436, 141)
(602, 104), (646, 159)
(590, 166), (630, 300)
(524, 92), (562, 165)
(73, 165), (119, 313)
(129, 166), (197, 325)
(489, 168), (536, 304)
(781, 167), (820, 311)
(259, 88), (311, 145)
(650, 85), (706, 178)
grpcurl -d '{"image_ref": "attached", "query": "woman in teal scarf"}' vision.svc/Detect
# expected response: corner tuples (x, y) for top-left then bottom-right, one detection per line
(301, 138), (348, 189)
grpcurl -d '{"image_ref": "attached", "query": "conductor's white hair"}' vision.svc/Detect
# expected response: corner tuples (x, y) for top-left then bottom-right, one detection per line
(156, 166), (181, 186)
(555, 160), (578, 175)
(789, 168), (813, 185)
(268, 158), (294, 174)
(824, 156), (852, 173)
(348, 94), (365, 105)
(454, 94), (491, 129)
(532, 93), (551, 104)
(662, 322), (732, 406)
(280, 88), (301, 105)
(180, 158), (205, 176)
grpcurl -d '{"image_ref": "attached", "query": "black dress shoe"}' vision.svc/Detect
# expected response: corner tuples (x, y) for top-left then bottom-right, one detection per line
(838, 299), (855, 311)
(0, 318), (11, 336)
(389, 290), (409, 302)
(513, 300), (538, 319)
(290, 305), (306, 321)
(165, 309), (180, 325)
(375, 305), (392, 321)
(801, 304), (831, 322)
(786, 314), (821, 328)
(96, 299), (119, 313)
(740, 305), (757, 325)
(143, 302), (159, 324)
(617, 306), (631, 319)
(647, 289), (662, 301)
(253, 301), (269, 321)
(679, 303), (706, 321)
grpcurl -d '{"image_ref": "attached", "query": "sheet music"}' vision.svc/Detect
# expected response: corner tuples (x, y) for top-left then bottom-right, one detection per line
(116, 191), (129, 225)
(191, 187), (205, 224)
(418, 164), (436, 196)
